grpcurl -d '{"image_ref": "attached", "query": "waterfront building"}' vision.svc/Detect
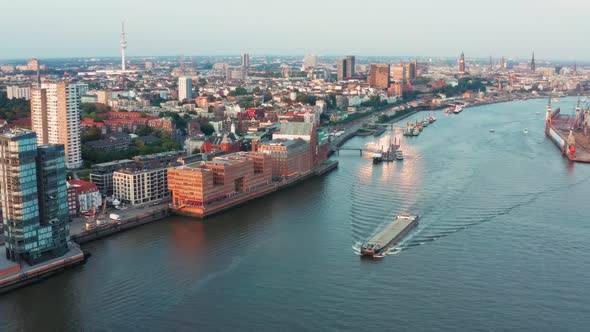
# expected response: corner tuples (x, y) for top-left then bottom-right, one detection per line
(112, 167), (170, 206)
(30, 81), (82, 169)
(368, 64), (391, 89)
(67, 180), (102, 214)
(90, 159), (136, 195)
(168, 152), (273, 213)
(178, 76), (193, 102)
(6, 86), (30, 100)
(0, 130), (70, 265)
(258, 139), (311, 179)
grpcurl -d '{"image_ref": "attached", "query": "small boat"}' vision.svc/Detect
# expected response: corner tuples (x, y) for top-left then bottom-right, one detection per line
(427, 115), (436, 123)
(445, 107), (453, 114)
(523, 128), (528, 134)
(395, 149), (404, 160)
(412, 127), (420, 136)
(372, 152), (383, 164)
(453, 105), (463, 114)
(489, 129), (495, 133)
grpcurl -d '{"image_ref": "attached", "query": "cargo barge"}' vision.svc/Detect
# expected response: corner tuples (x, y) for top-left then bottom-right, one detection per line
(360, 214), (419, 258)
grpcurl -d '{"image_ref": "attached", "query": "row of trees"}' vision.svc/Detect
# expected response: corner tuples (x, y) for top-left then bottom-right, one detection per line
(0, 92), (29, 122)
(81, 126), (181, 166)
(436, 77), (487, 97)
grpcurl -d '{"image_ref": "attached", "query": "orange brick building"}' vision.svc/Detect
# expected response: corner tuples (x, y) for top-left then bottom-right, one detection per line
(257, 139), (311, 179)
(168, 152), (273, 213)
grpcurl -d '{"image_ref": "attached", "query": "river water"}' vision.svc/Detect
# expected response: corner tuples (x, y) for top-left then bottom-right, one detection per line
(1, 98), (590, 331)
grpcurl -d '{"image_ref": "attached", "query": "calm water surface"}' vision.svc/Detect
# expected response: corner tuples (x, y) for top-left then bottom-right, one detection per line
(1, 98), (590, 331)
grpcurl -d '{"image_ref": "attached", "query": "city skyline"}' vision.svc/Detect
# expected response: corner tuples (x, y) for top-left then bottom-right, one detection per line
(1, 0), (589, 60)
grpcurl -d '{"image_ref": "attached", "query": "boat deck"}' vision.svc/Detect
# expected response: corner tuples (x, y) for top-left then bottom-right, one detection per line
(365, 215), (417, 247)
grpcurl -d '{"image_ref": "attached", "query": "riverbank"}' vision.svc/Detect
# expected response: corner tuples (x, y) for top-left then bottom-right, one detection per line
(171, 160), (339, 218)
(71, 204), (172, 244)
(0, 242), (86, 294)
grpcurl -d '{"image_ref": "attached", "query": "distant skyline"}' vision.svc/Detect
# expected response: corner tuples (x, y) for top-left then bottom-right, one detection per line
(1, 0), (588, 60)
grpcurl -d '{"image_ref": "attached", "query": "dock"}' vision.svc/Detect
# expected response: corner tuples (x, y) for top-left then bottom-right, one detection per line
(545, 104), (590, 163)
(0, 242), (86, 294)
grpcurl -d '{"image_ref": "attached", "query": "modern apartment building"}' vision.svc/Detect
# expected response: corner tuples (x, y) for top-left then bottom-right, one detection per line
(0, 130), (70, 265)
(178, 76), (193, 102)
(112, 167), (170, 206)
(30, 82), (82, 169)
(6, 86), (30, 100)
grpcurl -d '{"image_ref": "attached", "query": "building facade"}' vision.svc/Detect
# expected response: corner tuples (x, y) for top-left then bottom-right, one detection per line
(368, 64), (391, 89)
(337, 58), (347, 81)
(113, 167), (170, 206)
(30, 82), (82, 169)
(0, 130), (70, 265)
(168, 152), (272, 209)
(178, 76), (193, 102)
(346, 55), (356, 79)
(67, 180), (102, 213)
(6, 86), (31, 100)
(258, 139), (311, 179)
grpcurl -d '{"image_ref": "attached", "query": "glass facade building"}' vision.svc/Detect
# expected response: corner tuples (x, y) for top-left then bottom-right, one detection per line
(0, 130), (70, 265)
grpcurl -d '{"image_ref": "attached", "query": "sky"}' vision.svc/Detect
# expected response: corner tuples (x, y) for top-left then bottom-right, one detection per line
(1, 0), (588, 60)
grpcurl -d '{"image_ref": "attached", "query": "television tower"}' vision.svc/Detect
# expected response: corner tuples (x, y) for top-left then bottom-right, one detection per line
(120, 21), (127, 71)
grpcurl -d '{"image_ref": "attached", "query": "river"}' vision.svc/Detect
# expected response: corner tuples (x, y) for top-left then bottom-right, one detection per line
(1, 97), (590, 331)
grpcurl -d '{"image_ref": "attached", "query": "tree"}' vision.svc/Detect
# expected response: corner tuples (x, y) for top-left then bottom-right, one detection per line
(295, 94), (317, 105)
(253, 86), (262, 94)
(81, 126), (102, 143)
(200, 122), (215, 135)
(228, 87), (248, 96)
(135, 125), (153, 136)
(263, 92), (273, 102)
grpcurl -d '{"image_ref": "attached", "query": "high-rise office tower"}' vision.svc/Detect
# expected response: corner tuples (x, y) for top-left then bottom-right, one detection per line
(241, 53), (250, 68)
(178, 77), (193, 101)
(346, 55), (355, 79)
(368, 64), (391, 89)
(337, 58), (347, 81)
(303, 54), (319, 69)
(0, 130), (70, 265)
(530, 52), (536, 73)
(30, 82), (82, 169)
(409, 59), (418, 80)
(459, 51), (466, 76)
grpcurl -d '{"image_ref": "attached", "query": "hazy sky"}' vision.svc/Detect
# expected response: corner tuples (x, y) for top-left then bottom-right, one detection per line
(1, 0), (587, 60)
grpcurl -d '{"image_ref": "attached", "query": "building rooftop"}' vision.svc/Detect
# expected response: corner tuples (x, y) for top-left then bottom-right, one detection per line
(276, 122), (314, 136)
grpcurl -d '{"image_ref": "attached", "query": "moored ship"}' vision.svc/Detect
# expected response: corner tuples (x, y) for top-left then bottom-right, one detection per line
(359, 215), (419, 258)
